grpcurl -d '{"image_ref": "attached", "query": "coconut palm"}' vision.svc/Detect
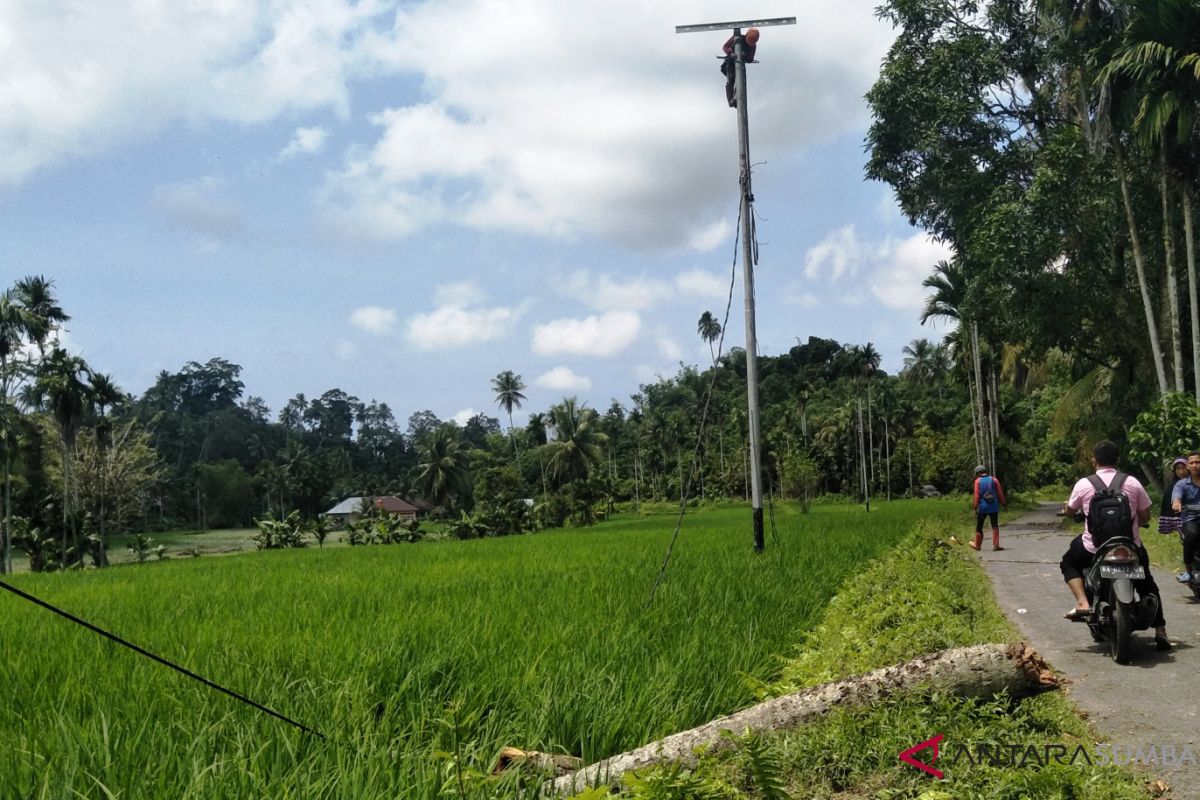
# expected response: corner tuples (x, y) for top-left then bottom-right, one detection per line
(1103, 0), (1200, 396)
(901, 338), (936, 384)
(0, 289), (35, 574)
(491, 370), (527, 463)
(697, 311), (722, 364)
(919, 259), (965, 327)
(25, 347), (92, 565)
(545, 397), (607, 485)
(13, 275), (69, 357)
(415, 426), (471, 511)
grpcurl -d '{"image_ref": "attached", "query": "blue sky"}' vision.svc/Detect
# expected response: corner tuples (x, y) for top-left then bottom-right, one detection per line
(0, 1), (950, 427)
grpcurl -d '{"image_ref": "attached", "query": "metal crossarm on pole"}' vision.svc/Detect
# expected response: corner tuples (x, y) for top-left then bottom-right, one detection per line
(676, 15), (794, 553)
(675, 17), (796, 34)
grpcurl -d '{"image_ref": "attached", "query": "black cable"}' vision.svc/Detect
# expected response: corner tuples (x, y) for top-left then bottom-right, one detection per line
(646, 201), (743, 607)
(0, 579), (325, 740)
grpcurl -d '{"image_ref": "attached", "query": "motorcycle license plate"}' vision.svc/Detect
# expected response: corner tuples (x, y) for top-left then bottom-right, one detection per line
(1099, 564), (1145, 580)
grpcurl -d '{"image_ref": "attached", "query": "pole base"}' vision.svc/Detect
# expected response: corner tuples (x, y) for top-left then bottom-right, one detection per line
(753, 506), (764, 553)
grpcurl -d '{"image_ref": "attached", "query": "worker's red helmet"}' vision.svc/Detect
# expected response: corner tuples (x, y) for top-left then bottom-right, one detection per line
(745, 28), (760, 44)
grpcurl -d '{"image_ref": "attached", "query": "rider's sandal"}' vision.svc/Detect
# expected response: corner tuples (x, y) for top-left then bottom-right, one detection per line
(1155, 635), (1173, 652)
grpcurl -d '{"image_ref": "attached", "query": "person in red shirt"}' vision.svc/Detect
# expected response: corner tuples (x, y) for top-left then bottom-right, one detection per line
(720, 28), (759, 108)
(970, 464), (1007, 551)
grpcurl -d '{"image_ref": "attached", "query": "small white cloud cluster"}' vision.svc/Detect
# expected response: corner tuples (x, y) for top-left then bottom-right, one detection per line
(798, 225), (953, 311)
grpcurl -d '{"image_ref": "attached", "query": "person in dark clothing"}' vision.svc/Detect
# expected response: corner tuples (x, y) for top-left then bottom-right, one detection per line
(1158, 457), (1188, 535)
(720, 27), (759, 108)
(1170, 452), (1200, 582)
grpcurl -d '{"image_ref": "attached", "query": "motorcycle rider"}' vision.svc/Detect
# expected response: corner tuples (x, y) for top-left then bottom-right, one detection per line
(1060, 440), (1171, 651)
(1170, 451), (1200, 582)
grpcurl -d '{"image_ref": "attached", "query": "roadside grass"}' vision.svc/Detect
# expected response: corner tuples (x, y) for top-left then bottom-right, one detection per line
(615, 514), (1155, 799)
(0, 499), (958, 799)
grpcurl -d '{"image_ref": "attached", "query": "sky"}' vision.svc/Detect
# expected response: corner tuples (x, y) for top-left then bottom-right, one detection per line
(0, 0), (952, 428)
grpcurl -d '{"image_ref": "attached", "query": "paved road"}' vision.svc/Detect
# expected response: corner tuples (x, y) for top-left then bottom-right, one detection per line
(980, 503), (1197, 797)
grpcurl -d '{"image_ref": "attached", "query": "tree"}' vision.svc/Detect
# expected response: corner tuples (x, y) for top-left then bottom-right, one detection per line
(697, 311), (722, 364)
(13, 275), (69, 357)
(545, 397), (607, 485)
(491, 370), (527, 463)
(25, 348), (92, 564)
(902, 338), (936, 385)
(415, 425), (471, 511)
(0, 289), (35, 573)
(1104, 0), (1200, 397)
(73, 419), (161, 537)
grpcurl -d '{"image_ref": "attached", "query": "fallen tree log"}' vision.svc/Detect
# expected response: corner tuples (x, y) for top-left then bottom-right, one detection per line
(545, 642), (1056, 796)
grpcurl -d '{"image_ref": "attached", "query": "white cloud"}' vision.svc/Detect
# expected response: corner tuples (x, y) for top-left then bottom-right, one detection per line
(674, 268), (729, 300)
(532, 311), (641, 358)
(869, 234), (954, 310)
(803, 225), (874, 280)
(349, 306), (398, 336)
(318, 0), (893, 248)
(558, 268), (730, 314)
(151, 177), (241, 239)
(0, 2), (402, 188)
(688, 220), (733, 252)
(560, 272), (670, 312)
(802, 224), (953, 311)
(333, 339), (358, 360)
(657, 336), (683, 361)
(786, 289), (821, 308)
(407, 299), (520, 350)
(435, 281), (485, 307)
(535, 366), (592, 392)
(279, 126), (329, 160)
(451, 408), (477, 426)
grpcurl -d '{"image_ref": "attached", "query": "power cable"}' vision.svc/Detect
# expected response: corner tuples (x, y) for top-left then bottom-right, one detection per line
(0, 578), (325, 740)
(646, 199), (745, 607)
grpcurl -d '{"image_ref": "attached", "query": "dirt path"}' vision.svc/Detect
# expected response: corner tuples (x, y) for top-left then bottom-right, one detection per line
(980, 503), (1198, 797)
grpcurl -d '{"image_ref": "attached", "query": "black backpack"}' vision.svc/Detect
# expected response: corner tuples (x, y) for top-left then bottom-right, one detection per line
(1086, 472), (1132, 547)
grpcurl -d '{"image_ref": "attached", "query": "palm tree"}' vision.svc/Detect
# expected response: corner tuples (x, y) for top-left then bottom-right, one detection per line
(919, 259), (965, 327)
(491, 370), (527, 463)
(13, 275), (69, 357)
(1104, 0), (1200, 397)
(697, 311), (722, 364)
(89, 373), (124, 538)
(0, 289), (35, 574)
(545, 397), (607, 485)
(901, 338), (936, 385)
(26, 348), (92, 566)
(415, 426), (471, 511)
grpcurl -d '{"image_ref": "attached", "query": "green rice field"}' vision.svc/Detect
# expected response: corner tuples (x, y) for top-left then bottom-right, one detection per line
(0, 499), (959, 799)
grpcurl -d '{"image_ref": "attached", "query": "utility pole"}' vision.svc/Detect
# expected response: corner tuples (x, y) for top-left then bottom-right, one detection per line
(677, 15), (795, 553)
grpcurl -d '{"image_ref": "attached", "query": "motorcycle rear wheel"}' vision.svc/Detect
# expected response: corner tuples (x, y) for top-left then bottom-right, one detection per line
(1110, 601), (1133, 664)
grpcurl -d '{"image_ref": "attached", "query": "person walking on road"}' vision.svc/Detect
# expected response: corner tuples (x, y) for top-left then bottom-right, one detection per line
(1158, 457), (1188, 536)
(1060, 440), (1171, 650)
(970, 465), (1007, 551)
(1170, 452), (1200, 583)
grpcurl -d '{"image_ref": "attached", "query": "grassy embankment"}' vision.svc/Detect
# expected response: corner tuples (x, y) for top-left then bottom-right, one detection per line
(607, 498), (1155, 799)
(0, 500), (953, 799)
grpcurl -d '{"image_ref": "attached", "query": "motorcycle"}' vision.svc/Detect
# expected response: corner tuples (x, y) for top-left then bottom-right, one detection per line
(1076, 528), (1160, 664)
(1180, 504), (1200, 600)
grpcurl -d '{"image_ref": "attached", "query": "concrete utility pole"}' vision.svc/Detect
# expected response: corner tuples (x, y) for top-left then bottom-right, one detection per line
(676, 15), (794, 553)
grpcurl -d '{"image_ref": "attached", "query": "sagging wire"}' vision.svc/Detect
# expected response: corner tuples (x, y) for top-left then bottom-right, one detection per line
(0, 579), (325, 740)
(645, 200), (744, 607)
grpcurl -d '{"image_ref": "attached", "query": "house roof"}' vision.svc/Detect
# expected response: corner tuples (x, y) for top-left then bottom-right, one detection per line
(323, 495), (419, 516)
